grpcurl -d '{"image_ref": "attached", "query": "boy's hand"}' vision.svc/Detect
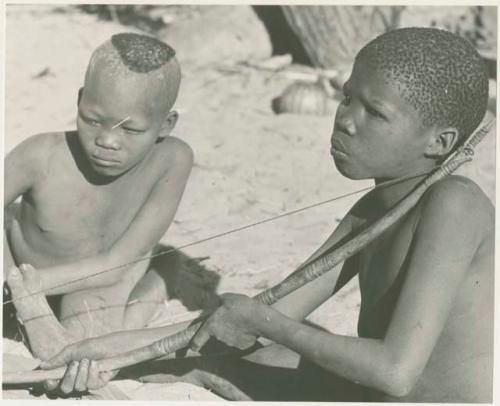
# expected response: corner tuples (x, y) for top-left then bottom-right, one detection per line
(40, 341), (117, 394)
(47, 359), (116, 394)
(190, 293), (262, 352)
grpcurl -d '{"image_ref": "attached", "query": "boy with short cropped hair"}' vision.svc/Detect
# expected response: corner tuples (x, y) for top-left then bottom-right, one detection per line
(4, 33), (193, 365)
(41, 27), (494, 402)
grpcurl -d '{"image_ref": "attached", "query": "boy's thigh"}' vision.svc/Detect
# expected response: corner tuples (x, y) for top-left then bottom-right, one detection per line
(4, 231), (16, 278)
(59, 258), (151, 334)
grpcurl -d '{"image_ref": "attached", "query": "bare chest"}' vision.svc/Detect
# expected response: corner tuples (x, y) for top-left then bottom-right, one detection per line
(22, 167), (157, 257)
(356, 209), (420, 337)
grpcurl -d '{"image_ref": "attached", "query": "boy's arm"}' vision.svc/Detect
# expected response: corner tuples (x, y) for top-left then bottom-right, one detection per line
(4, 135), (48, 207)
(368, 179), (491, 394)
(36, 139), (193, 295)
(192, 178), (488, 397)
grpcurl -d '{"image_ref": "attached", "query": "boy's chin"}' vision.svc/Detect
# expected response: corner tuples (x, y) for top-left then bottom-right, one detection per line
(332, 159), (368, 180)
(88, 161), (127, 178)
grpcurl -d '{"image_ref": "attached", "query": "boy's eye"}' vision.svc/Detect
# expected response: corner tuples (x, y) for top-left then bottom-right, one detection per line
(365, 105), (385, 120)
(88, 119), (100, 126)
(80, 114), (100, 127)
(122, 127), (145, 135)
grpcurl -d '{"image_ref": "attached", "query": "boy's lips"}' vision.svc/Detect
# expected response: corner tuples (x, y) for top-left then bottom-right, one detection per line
(330, 137), (349, 156)
(90, 154), (121, 167)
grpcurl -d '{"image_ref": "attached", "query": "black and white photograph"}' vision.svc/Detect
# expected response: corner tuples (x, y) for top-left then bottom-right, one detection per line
(1, 3), (497, 403)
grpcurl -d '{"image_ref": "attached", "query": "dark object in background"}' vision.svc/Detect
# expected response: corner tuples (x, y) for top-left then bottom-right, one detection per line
(252, 6), (311, 65)
(256, 6), (496, 78)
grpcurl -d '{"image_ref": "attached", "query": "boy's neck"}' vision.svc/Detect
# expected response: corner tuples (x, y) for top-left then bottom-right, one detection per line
(372, 166), (437, 209)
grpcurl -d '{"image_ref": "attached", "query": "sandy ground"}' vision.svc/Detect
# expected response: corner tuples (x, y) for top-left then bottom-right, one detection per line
(3, 5), (496, 401)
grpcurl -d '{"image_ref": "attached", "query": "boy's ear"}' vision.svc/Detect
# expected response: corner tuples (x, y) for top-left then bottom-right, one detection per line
(424, 127), (459, 159)
(158, 110), (179, 139)
(77, 88), (83, 106)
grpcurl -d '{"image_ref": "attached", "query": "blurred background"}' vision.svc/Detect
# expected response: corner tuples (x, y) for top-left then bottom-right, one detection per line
(3, 5), (497, 400)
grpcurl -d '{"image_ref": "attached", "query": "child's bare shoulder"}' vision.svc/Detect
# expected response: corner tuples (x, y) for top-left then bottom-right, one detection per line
(7, 132), (67, 174)
(12, 131), (65, 154)
(420, 175), (493, 238)
(150, 136), (194, 173)
(424, 175), (493, 217)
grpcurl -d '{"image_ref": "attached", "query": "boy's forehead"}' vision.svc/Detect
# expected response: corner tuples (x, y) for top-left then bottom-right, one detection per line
(350, 61), (423, 119)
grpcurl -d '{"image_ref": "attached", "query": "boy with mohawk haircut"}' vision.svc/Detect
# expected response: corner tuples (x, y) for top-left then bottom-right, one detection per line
(4, 32), (194, 381)
(41, 28), (494, 402)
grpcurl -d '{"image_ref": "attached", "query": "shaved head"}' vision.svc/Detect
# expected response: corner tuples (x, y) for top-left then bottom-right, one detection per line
(85, 33), (181, 112)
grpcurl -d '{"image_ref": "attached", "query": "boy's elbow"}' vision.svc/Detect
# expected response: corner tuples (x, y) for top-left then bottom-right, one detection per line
(381, 368), (413, 398)
(377, 359), (417, 398)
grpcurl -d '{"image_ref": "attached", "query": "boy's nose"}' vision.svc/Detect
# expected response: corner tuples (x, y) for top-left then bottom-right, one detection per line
(334, 108), (355, 137)
(335, 119), (355, 137)
(95, 131), (121, 150)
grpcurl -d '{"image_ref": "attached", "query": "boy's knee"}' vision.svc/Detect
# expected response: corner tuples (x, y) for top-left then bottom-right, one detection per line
(4, 231), (17, 279)
(4, 202), (20, 230)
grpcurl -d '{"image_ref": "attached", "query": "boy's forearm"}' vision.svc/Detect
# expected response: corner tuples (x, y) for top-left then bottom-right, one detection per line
(252, 305), (405, 397)
(68, 319), (199, 361)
